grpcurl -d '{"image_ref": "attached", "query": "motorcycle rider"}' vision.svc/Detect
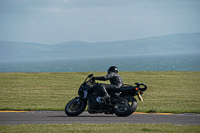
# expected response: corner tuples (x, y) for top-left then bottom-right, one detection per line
(92, 66), (123, 100)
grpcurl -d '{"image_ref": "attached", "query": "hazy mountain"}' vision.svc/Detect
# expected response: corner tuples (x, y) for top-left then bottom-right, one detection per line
(0, 33), (199, 60)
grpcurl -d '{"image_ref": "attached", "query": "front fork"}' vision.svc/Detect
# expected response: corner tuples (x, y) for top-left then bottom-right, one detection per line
(75, 90), (88, 103)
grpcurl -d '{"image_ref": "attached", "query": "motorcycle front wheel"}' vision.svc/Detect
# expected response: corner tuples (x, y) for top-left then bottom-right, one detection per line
(114, 96), (137, 117)
(65, 98), (86, 116)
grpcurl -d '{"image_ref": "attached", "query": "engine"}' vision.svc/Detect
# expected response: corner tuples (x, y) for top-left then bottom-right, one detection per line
(88, 93), (99, 106)
(88, 89), (103, 107)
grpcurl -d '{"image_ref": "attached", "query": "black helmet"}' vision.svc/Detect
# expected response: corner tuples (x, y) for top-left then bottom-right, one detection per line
(107, 66), (118, 74)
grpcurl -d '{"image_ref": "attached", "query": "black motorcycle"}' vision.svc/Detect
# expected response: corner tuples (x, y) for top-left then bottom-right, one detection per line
(65, 74), (147, 117)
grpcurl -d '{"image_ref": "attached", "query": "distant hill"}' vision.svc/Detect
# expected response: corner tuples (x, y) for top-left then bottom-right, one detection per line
(0, 33), (199, 60)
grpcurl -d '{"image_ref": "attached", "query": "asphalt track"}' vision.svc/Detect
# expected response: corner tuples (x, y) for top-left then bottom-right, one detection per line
(0, 111), (199, 125)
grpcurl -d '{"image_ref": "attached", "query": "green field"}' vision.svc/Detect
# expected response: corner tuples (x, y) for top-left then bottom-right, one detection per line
(0, 71), (199, 113)
(0, 123), (199, 133)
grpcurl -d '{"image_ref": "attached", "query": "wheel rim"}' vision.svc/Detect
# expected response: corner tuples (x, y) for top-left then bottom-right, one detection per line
(116, 97), (133, 112)
(67, 100), (83, 113)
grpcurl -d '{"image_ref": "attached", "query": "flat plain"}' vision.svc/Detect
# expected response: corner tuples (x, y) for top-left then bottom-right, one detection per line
(0, 71), (199, 113)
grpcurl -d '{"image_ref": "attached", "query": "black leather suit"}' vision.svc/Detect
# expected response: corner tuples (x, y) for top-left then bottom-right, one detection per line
(95, 72), (123, 90)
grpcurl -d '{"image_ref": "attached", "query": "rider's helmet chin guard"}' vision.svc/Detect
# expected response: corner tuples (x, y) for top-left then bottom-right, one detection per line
(107, 66), (118, 74)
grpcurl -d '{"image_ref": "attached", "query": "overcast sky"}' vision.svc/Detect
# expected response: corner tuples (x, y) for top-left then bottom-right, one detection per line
(0, 0), (200, 44)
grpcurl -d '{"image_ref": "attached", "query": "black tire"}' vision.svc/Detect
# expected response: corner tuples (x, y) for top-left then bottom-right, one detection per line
(114, 96), (137, 117)
(65, 98), (87, 116)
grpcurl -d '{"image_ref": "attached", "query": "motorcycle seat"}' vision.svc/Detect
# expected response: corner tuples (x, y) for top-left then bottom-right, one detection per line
(119, 84), (135, 91)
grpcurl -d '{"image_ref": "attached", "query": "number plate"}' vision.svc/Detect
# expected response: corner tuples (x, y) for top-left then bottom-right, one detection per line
(138, 92), (143, 102)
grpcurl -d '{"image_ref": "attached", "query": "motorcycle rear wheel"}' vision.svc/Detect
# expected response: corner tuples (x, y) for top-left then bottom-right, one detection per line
(65, 98), (86, 116)
(114, 96), (137, 117)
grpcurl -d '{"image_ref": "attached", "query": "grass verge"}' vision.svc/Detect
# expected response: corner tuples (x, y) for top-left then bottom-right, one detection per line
(0, 71), (199, 113)
(0, 123), (199, 133)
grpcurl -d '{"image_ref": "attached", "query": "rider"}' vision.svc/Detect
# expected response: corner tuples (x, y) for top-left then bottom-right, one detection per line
(93, 66), (123, 100)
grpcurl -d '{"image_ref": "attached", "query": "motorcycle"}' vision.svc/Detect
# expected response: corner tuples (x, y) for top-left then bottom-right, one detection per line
(65, 74), (147, 117)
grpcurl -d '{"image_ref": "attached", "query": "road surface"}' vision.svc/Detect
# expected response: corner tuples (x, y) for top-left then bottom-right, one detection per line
(0, 111), (199, 125)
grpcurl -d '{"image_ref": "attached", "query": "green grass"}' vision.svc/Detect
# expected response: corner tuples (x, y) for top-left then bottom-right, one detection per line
(0, 123), (199, 133)
(0, 71), (199, 113)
